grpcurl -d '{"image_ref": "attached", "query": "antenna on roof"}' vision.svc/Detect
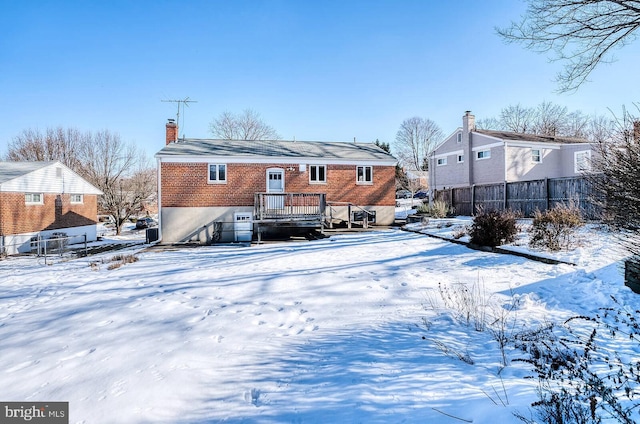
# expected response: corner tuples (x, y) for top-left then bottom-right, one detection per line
(162, 97), (197, 139)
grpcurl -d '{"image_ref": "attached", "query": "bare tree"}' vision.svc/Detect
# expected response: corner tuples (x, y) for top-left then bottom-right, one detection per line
(532, 101), (569, 136)
(475, 117), (501, 130)
(209, 109), (280, 140)
(587, 113), (617, 143)
(588, 107), (640, 262)
(498, 0), (640, 92)
(4, 127), (85, 170)
(393, 117), (443, 171)
(565, 110), (591, 138)
(499, 104), (535, 133)
(77, 130), (156, 235)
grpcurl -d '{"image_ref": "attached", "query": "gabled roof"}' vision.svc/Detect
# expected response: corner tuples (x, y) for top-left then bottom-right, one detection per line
(474, 129), (588, 144)
(155, 139), (396, 163)
(0, 161), (54, 184)
(0, 161), (102, 194)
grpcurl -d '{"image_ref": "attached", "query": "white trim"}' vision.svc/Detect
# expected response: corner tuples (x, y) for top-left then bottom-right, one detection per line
(531, 149), (542, 163)
(25, 193), (44, 204)
(309, 164), (327, 184)
(70, 194), (84, 204)
(476, 150), (491, 160)
(574, 150), (592, 173)
(505, 141), (562, 150)
(207, 163), (227, 184)
(471, 142), (503, 151)
(356, 165), (373, 184)
(434, 149), (463, 159)
(158, 156), (396, 167)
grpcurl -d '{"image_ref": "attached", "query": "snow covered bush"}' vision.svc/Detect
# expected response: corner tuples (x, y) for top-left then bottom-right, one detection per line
(528, 203), (584, 251)
(470, 208), (518, 247)
(514, 299), (640, 424)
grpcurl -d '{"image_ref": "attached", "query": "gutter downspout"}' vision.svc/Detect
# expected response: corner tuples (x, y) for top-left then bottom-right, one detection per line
(156, 156), (162, 243)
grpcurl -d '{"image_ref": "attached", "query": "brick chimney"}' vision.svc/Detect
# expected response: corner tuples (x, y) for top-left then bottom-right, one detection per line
(166, 119), (178, 145)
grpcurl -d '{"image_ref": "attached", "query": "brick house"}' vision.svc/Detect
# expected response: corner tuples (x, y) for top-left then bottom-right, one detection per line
(429, 111), (594, 191)
(155, 119), (397, 243)
(0, 161), (103, 255)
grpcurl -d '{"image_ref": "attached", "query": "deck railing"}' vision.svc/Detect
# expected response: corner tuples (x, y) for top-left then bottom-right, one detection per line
(254, 193), (326, 221)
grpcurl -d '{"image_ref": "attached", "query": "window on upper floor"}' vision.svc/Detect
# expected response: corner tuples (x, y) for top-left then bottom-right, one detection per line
(70, 194), (83, 204)
(575, 150), (591, 173)
(456, 133), (462, 143)
(309, 165), (326, 184)
(476, 150), (491, 160)
(208, 164), (227, 183)
(532, 149), (542, 163)
(356, 165), (373, 184)
(25, 193), (43, 204)
(437, 157), (448, 166)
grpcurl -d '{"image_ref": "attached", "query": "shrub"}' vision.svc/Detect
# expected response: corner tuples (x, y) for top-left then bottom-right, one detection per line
(470, 208), (518, 247)
(417, 200), (453, 218)
(514, 301), (640, 424)
(529, 203), (584, 251)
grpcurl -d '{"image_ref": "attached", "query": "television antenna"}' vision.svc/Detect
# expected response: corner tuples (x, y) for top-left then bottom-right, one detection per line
(162, 97), (197, 138)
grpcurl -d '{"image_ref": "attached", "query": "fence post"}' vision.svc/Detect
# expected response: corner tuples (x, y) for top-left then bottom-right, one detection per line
(545, 177), (550, 212)
(503, 181), (508, 211)
(471, 185), (476, 215)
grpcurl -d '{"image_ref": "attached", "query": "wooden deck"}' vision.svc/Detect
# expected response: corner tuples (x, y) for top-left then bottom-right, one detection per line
(253, 193), (326, 226)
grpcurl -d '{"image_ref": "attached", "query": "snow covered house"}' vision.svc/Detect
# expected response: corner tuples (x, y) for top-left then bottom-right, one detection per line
(155, 119), (397, 243)
(429, 111), (594, 191)
(0, 161), (103, 255)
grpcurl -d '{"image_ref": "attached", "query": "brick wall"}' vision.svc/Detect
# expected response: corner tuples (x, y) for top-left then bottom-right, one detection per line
(0, 192), (98, 236)
(161, 162), (396, 208)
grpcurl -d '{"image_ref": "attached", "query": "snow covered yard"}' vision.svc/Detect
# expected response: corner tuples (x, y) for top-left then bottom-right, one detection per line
(0, 227), (637, 423)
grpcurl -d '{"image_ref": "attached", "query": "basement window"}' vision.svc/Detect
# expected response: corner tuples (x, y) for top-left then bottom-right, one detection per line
(208, 164), (227, 183)
(25, 193), (43, 204)
(70, 194), (84, 204)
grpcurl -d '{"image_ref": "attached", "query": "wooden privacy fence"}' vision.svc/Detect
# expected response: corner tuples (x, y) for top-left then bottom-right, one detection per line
(434, 176), (600, 219)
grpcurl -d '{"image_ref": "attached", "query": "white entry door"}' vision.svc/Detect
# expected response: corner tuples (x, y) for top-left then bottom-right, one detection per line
(234, 212), (253, 242)
(266, 168), (285, 210)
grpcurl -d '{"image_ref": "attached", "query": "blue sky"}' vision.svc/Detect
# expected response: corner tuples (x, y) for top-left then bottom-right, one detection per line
(1, 0), (638, 158)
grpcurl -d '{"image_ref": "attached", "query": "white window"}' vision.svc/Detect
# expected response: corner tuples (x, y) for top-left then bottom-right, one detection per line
(25, 193), (43, 204)
(531, 149), (541, 163)
(457, 154), (464, 163)
(208, 164), (227, 183)
(575, 150), (591, 173)
(70, 194), (83, 204)
(456, 133), (462, 143)
(437, 157), (448, 166)
(309, 165), (326, 183)
(356, 165), (373, 184)
(476, 150), (491, 160)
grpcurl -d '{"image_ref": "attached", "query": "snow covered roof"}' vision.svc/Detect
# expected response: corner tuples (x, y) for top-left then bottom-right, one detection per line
(155, 139), (396, 164)
(0, 161), (103, 194)
(475, 129), (589, 144)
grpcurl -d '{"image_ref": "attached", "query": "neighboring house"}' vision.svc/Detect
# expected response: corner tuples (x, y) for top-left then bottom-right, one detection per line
(429, 111), (594, 191)
(155, 119), (397, 243)
(0, 161), (103, 255)
(404, 169), (429, 189)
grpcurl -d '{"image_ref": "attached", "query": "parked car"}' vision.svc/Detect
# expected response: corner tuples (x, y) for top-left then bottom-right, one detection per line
(413, 190), (429, 199)
(396, 190), (412, 199)
(135, 217), (157, 229)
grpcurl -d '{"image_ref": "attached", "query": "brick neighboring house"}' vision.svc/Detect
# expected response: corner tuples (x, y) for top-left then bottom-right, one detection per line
(155, 120), (397, 243)
(0, 161), (103, 255)
(429, 111), (594, 191)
